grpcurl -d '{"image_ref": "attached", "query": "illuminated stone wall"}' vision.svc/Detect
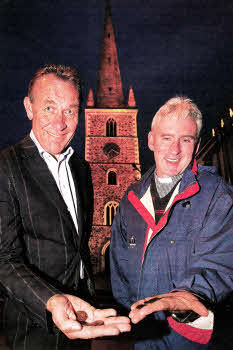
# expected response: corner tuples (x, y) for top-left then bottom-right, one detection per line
(85, 108), (141, 274)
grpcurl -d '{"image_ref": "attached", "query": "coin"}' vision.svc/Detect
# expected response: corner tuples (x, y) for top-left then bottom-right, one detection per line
(76, 311), (104, 326)
(76, 311), (88, 322)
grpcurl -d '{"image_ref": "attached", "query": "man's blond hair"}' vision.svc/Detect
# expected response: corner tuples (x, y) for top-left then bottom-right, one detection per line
(151, 96), (202, 141)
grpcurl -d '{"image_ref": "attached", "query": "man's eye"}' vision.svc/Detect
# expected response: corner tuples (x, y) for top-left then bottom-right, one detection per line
(66, 109), (73, 114)
(65, 109), (78, 116)
(45, 106), (52, 112)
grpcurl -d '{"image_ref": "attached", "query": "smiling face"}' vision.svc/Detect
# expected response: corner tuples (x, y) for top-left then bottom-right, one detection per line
(24, 73), (79, 159)
(148, 115), (198, 178)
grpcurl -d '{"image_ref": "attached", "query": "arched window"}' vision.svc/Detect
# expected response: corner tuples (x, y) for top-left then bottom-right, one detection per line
(108, 171), (117, 185)
(100, 241), (111, 275)
(104, 201), (119, 226)
(106, 118), (117, 137)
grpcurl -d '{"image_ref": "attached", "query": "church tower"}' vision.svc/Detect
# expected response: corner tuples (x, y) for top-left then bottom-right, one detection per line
(85, 0), (141, 275)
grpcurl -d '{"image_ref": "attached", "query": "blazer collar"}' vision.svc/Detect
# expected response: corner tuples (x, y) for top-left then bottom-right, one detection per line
(69, 155), (84, 238)
(18, 135), (80, 243)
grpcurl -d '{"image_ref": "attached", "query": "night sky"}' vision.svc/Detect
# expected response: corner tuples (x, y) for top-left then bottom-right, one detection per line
(1, 0), (233, 172)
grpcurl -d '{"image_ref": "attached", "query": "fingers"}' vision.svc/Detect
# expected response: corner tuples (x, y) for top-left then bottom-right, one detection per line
(51, 316), (121, 340)
(65, 294), (95, 317)
(50, 315), (122, 340)
(48, 294), (131, 339)
(94, 308), (117, 319)
(129, 291), (209, 324)
(104, 316), (131, 325)
(55, 318), (83, 336)
(167, 291), (208, 317)
(66, 304), (78, 321)
(92, 311), (131, 334)
(129, 302), (156, 324)
(105, 322), (131, 333)
(104, 315), (131, 332)
(63, 322), (131, 340)
(71, 324), (120, 339)
(184, 298), (208, 317)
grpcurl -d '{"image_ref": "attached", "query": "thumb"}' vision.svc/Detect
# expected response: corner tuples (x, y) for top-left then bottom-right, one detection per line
(66, 307), (77, 321)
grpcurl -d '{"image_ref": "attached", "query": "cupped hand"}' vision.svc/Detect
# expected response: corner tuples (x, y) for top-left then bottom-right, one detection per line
(129, 291), (208, 324)
(46, 294), (131, 339)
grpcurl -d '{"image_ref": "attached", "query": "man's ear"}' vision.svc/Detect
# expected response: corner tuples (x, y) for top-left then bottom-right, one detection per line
(23, 97), (33, 121)
(148, 131), (155, 151)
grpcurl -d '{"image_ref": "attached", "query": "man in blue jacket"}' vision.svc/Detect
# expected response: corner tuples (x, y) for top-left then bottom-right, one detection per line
(110, 96), (233, 349)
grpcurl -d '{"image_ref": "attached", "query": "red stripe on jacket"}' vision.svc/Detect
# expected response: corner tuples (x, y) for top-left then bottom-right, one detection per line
(167, 316), (213, 344)
(127, 180), (199, 259)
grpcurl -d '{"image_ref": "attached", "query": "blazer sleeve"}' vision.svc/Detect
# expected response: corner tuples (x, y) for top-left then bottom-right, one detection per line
(0, 150), (61, 331)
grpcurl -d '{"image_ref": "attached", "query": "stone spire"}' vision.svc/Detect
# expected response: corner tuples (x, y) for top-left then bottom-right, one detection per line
(127, 85), (136, 107)
(96, 0), (124, 108)
(86, 88), (95, 107)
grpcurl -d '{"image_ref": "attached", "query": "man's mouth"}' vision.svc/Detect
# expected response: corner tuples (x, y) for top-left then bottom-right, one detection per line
(46, 131), (66, 138)
(166, 158), (179, 163)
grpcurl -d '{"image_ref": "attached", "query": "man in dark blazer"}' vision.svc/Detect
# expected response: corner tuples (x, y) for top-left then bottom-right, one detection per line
(0, 64), (130, 349)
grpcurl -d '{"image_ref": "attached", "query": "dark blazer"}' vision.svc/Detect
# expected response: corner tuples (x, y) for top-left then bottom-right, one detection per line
(0, 135), (94, 332)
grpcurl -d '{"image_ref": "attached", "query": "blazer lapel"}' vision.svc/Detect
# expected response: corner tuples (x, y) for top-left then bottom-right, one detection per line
(18, 136), (77, 237)
(69, 155), (84, 239)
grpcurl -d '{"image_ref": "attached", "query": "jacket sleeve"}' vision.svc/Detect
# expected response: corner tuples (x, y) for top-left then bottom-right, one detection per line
(110, 196), (132, 310)
(169, 178), (233, 344)
(175, 178), (233, 302)
(0, 154), (61, 331)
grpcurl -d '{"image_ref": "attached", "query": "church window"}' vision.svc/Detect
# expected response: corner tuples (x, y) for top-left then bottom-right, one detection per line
(106, 118), (117, 137)
(104, 201), (119, 226)
(108, 170), (117, 185)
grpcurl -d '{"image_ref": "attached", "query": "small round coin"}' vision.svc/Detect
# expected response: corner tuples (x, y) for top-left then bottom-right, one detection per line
(76, 311), (88, 322)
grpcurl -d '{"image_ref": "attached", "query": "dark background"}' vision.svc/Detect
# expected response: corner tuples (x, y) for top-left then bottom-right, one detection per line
(1, 0), (233, 172)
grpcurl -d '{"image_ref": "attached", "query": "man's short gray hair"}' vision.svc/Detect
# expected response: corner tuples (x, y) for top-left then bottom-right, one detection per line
(151, 96), (202, 141)
(28, 63), (83, 113)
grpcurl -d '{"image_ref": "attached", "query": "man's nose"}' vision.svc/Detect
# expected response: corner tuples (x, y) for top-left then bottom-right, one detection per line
(53, 112), (66, 130)
(170, 140), (181, 154)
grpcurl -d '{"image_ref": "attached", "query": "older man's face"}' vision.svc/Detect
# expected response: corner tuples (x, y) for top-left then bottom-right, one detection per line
(148, 115), (197, 178)
(24, 73), (79, 159)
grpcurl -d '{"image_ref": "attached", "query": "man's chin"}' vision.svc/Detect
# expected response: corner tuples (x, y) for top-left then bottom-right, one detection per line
(44, 146), (66, 158)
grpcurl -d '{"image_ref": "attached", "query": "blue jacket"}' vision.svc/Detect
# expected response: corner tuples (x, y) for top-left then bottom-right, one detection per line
(110, 161), (233, 349)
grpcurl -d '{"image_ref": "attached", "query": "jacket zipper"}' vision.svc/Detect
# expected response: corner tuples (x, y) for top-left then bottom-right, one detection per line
(136, 181), (197, 300)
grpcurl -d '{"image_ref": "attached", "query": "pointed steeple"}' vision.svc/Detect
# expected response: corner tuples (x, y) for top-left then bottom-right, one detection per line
(96, 0), (124, 108)
(128, 85), (136, 107)
(86, 88), (95, 107)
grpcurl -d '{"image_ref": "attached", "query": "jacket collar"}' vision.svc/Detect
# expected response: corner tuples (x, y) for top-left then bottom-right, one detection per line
(128, 160), (200, 258)
(133, 159), (198, 200)
(17, 134), (40, 159)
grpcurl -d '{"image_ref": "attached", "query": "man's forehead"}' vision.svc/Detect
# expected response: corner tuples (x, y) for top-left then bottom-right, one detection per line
(35, 73), (57, 84)
(153, 115), (197, 134)
(155, 114), (195, 125)
(31, 74), (79, 100)
(33, 73), (76, 90)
